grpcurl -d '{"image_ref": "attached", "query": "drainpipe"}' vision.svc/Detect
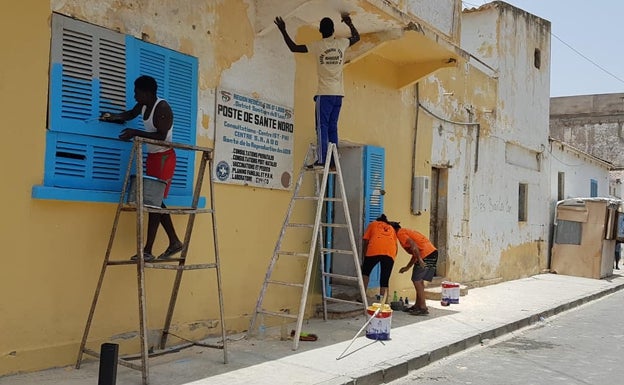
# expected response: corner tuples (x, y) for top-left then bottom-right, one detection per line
(410, 83), (420, 215)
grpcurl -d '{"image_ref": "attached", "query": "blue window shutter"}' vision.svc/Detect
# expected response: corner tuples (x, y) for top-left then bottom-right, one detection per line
(590, 179), (598, 197)
(126, 36), (198, 196)
(44, 131), (132, 190)
(49, 14), (126, 139)
(363, 145), (385, 225)
(363, 145), (385, 289)
(41, 14), (198, 202)
(45, 14), (129, 193)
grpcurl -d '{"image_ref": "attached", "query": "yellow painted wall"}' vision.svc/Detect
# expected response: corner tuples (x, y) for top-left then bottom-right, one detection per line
(1, 0), (265, 375)
(1, 1), (448, 375)
(2, 2), (63, 374)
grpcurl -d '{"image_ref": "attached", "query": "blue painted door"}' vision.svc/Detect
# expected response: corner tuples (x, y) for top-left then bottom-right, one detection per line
(363, 145), (385, 288)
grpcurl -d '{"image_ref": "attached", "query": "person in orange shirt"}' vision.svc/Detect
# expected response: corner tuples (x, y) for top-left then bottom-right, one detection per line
(392, 223), (438, 316)
(361, 214), (398, 299)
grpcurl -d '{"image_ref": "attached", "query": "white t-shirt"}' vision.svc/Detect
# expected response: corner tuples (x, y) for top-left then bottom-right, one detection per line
(308, 37), (350, 96)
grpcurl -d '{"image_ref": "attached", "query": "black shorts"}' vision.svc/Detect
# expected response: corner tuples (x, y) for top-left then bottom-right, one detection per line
(361, 255), (394, 287)
(411, 250), (438, 282)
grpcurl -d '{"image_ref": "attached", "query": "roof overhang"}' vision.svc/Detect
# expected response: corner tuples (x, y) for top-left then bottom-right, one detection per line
(256, 0), (495, 89)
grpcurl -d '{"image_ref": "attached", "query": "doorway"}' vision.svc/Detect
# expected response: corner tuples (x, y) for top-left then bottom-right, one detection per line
(430, 167), (449, 277)
(329, 144), (385, 292)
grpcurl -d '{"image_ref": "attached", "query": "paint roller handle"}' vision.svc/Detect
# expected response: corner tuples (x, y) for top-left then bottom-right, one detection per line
(335, 304), (382, 360)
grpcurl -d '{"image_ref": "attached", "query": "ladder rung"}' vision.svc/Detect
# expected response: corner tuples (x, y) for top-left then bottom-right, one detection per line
(121, 205), (214, 215)
(148, 208), (215, 215)
(83, 348), (142, 370)
(267, 279), (304, 288)
(107, 260), (137, 266)
(257, 309), (299, 319)
(323, 197), (343, 202)
(305, 168), (337, 174)
(320, 223), (348, 228)
(120, 341), (222, 360)
(321, 272), (358, 281)
(293, 196), (320, 201)
(320, 248), (354, 255)
(324, 297), (366, 306)
(286, 223), (314, 228)
(106, 258), (193, 266)
(145, 263), (217, 270)
(277, 251), (310, 257)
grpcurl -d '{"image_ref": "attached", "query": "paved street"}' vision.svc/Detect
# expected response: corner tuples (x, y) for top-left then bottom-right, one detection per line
(389, 289), (624, 385)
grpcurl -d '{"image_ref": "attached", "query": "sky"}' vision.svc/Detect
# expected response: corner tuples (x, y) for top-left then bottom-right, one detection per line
(462, 1), (624, 97)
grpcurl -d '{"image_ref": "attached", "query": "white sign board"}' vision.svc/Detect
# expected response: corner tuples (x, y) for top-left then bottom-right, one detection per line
(213, 89), (294, 190)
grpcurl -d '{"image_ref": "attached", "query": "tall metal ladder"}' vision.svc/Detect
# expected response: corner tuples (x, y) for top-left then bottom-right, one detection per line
(75, 137), (227, 385)
(249, 143), (368, 350)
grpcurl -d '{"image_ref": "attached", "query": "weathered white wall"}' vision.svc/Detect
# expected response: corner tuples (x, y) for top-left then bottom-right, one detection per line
(424, 2), (552, 285)
(401, 0), (458, 36)
(220, 2), (296, 107)
(549, 141), (611, 200)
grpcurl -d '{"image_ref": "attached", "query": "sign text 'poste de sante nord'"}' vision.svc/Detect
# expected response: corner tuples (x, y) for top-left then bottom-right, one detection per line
(213, 89), (294, 190)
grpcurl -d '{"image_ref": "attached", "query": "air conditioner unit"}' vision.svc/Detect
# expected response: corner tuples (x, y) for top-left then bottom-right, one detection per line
(412, 176), (430, 214)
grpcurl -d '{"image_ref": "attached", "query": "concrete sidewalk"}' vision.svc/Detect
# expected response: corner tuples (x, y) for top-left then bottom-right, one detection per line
(3, 273), (624, 385)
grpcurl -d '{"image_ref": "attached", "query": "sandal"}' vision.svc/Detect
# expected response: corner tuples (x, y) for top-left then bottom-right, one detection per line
(409, 308), (429, 316)
(403, 305), (418, 313)
(130, 252), (155, 262)
(158, 243), (185, 260)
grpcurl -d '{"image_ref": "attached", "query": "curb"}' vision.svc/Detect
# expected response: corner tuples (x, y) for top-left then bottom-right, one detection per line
(340, 281), (624, 385)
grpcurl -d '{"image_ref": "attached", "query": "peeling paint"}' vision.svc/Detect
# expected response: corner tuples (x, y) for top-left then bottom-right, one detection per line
(498, 241), (543, 280)
(201, 113), (211, 131)
(477, 41), (494, 58)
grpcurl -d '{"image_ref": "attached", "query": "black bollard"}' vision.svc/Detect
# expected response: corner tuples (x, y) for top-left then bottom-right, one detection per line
(98, 343), (119, 385)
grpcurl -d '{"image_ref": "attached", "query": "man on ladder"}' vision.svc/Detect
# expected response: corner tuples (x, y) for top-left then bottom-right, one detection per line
(274, 13), (360, 168)
(101, 75), (184, 261)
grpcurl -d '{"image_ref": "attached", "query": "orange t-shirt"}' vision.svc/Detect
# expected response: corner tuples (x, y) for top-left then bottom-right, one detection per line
(397, 228), (436, 258)
(363, 221), (398, 258)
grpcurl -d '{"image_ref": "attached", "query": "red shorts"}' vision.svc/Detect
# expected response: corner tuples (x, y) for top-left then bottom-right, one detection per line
(146, 149), (176, 198)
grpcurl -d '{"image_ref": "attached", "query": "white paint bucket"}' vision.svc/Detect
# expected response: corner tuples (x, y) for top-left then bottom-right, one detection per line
(441, 281), (460, 304)
(127, 175), (167, 208)
(365, 303), (392, 340)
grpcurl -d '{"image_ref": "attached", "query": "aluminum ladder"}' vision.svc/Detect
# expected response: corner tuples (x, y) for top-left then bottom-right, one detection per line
(248, 142), (368, 350)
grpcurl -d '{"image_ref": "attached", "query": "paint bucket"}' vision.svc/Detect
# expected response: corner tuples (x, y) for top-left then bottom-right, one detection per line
(127, 175), (167, 208)
(365, 303), (392, 340)
(441, 281), (460, 305)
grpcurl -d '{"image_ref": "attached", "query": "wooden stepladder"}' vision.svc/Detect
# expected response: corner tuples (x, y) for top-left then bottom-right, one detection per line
(249, 143), (368, 350)
(75, 137), (227, 385)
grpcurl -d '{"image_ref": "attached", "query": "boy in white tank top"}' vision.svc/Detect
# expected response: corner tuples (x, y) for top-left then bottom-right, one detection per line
(100, 75), (184, 262)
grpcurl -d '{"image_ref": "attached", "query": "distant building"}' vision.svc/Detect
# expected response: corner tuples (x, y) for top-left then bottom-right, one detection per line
(550, 93), (624, 198)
